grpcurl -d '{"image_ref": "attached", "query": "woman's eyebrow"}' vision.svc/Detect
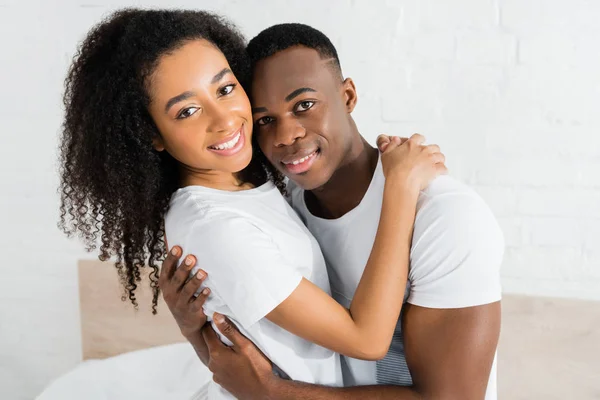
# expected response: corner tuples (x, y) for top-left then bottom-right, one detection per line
(211, 67), (232, 84)
(164, 68), (233, 114)
(165, 91), (195, 114)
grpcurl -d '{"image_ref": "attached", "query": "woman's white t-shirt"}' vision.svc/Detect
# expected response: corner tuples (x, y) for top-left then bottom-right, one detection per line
(164, 182), (343, 399)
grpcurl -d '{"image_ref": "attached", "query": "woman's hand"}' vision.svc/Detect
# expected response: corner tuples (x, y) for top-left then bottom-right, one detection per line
(159, 247), (211, 339)
(379, 133), (447, 192)
(376, 134), (408, 152)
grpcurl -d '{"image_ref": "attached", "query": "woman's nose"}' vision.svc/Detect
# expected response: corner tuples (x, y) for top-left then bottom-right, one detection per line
(206, 103), (237, 134)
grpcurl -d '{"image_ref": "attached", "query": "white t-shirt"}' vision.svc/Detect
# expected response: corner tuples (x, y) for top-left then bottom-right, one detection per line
(288, 157), (503, 399)
(164, 182), (343, 399)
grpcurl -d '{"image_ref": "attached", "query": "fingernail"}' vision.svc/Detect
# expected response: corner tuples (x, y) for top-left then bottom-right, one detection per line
(214, 313), (224, 323)
(171, 247), (180, 256)
(196, 271), (205, 280)
(185, 256), (193, 266)
(202, 288), (210, 295)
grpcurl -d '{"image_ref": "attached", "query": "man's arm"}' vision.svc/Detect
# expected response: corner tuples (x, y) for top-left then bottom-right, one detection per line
(205, 306), (499, 400)
(401, 302), (501, 399)
(270, 303), (501, 400)
(201, 314), (419, 400)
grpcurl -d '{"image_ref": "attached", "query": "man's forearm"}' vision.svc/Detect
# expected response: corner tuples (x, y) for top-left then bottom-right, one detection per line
(187, 331), (210, 366)
(264, 379), (422, 400)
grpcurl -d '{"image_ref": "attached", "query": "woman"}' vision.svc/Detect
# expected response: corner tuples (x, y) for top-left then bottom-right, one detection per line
(59, 9), (445, 398)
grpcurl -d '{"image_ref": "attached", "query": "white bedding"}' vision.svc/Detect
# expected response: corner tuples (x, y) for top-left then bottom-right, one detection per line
(36, 343), (211, 400)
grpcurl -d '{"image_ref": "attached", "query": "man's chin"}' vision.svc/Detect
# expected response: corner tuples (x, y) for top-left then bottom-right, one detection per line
(285, 170), (330, 191)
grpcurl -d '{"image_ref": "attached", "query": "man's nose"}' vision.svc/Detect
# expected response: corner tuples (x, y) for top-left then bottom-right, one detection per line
(274, 118), (306, 147)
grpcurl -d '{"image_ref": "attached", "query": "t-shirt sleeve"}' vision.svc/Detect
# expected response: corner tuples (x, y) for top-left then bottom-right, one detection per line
(407, 192), (504, 309)
(184, 213), (303, 329)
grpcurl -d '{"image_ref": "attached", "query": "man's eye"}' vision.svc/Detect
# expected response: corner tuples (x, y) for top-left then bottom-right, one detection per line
(219, 84), (236, 96)
(256, 116), (274, 126)
(177, 107), (199, 119)
(296, 101), (315, 112)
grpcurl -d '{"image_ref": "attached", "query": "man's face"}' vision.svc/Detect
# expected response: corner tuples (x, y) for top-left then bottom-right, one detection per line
(251, 46), (355, 190)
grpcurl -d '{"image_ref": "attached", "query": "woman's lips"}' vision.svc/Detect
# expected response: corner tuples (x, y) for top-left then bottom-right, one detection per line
(207, 126), (246, 156)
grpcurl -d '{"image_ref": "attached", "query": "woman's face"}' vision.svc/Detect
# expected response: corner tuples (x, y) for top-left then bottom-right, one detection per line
(147, 39), (253, 178)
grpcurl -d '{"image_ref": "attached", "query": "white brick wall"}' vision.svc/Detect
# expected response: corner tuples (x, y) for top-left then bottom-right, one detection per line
(1, 0), (598, 398)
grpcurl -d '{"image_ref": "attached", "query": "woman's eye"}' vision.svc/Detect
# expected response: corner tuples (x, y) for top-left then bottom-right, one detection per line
(256, 116), (274, 126)
(177, 107), (199, 119)
(296, 101), (315, 112)
(219, 84), (236, 96)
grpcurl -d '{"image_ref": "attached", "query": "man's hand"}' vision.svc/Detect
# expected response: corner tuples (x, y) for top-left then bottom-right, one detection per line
(203, 312), (274, 400)
(158, 246), (210, 338)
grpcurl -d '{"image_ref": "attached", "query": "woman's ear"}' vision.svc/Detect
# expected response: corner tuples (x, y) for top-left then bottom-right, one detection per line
(342, 77), (358, 113)
(152, 135), (165, 152)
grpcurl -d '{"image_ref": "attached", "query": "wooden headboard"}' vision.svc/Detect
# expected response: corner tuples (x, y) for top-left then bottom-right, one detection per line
(78, 260), (185, 360)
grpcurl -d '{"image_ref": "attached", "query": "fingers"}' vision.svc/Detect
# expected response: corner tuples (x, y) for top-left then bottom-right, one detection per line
(190, 286), (211, 313)
(376, 134), (391, 152)
(436, 162), (449, 175)
(430, 152), (446, 164)
(159, 246), (182, 288)
(382, 135), (403, 153)
(202, 323), (225, 351)
(425, 144), (440, 154)
(171, 255), (196, 291)
(409, 133), (425, 146)
(425, 143), (447, 175)
(213, 313), (248, 350)
(423, 144), (445, 165)
(177, 269), (209, 308)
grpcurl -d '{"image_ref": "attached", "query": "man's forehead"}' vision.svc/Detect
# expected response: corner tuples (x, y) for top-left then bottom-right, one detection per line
(252, 46), (335, 92)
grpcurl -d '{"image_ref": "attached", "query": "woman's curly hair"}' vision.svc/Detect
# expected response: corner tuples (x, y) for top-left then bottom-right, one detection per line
(59, 9), (285, 313)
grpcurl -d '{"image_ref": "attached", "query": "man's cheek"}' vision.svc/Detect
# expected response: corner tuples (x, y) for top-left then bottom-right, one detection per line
(256, 133), (271, 154)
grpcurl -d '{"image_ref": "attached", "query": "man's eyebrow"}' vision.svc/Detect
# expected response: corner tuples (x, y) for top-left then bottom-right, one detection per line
(211, 68), (232, 84)
(285, 87), (317, 102)
(252, 107), (268, 114)
(251, 87), (318, 114)
(164, 91), (195, 114)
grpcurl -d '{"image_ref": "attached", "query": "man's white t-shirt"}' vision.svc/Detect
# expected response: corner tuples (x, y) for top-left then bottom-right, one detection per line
(165, 182), (343, 399)
(288, 157), (504, 399)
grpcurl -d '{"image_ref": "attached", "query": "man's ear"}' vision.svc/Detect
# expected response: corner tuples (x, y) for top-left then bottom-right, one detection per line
(152, 135), (165, 152)
(342, 77), (358, 113)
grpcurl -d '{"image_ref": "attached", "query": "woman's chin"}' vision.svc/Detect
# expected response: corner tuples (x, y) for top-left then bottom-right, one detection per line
(223, 149), (253, 174)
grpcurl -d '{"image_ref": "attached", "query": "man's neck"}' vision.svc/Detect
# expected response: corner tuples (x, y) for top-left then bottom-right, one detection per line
(305, 136), (378, 219)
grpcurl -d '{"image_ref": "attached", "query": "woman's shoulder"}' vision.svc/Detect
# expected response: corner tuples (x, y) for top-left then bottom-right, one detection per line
(167, 190), (249, 225)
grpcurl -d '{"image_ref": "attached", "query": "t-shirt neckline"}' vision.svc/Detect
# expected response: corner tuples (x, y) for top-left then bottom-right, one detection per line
(300, 155), (383, 225)
(175, 180), (276, 198)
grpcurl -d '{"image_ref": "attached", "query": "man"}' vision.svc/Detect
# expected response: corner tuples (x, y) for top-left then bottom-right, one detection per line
(161, 23), (503, 399)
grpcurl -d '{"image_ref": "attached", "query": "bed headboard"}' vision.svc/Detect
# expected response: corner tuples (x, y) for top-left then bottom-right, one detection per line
(78, 260), (185, 360)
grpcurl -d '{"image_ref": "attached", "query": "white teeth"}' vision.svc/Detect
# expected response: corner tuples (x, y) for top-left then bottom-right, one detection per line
(286, 151), (316, 165)
(211, 132), (240, 150)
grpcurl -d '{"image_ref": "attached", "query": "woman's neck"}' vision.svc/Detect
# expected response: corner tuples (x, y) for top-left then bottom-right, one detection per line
(180, 167), (253, 192)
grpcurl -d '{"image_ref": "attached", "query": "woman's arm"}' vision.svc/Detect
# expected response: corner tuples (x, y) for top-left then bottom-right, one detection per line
(267, 135), (446, 360)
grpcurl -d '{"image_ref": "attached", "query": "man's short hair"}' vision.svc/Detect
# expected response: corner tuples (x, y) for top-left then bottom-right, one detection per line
(247, 23), (343, 79)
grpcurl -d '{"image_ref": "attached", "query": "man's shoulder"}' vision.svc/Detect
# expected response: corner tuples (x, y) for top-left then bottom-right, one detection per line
(408, 176), (504, 308)
(415, 175), (490, 223)
(418, 175), (479, 205)
(411, 174), (504, 269)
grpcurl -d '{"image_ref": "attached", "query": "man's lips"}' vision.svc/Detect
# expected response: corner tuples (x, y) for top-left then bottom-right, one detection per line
(280, 149), (319, 174)
(280, 148), (319, 165)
